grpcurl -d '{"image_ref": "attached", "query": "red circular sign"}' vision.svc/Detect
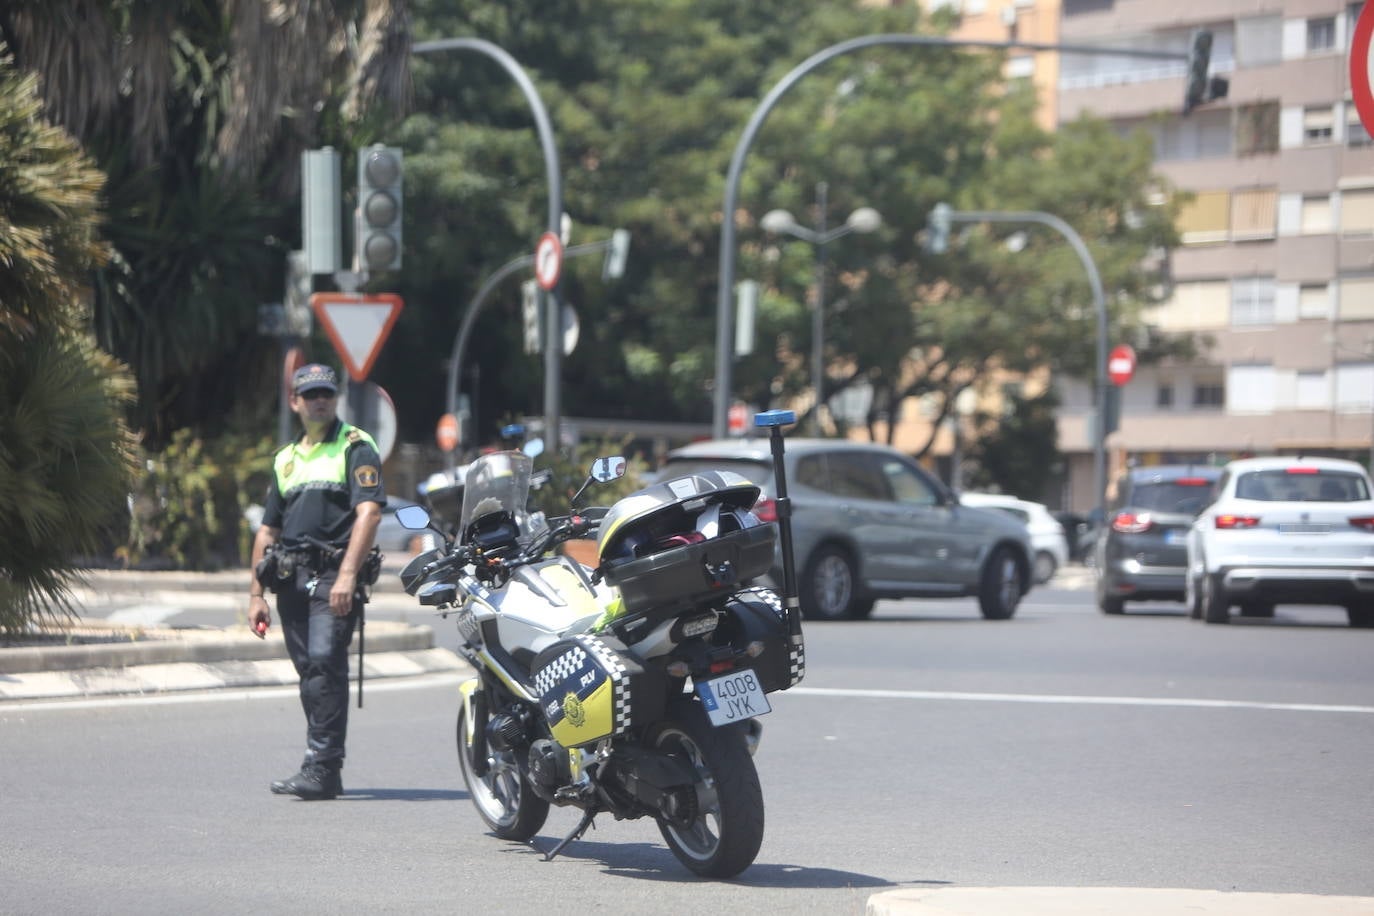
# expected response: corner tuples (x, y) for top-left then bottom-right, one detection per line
(535, 231), (563, 291)
(1352, 4), (1374, 136)
(436, 413), (460, 452)
(728, 403), (748, 434)
(1107, 344), (1137, 386)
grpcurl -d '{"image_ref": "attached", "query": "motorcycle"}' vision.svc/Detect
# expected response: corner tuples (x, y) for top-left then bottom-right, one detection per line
(395, 410), (805, 878)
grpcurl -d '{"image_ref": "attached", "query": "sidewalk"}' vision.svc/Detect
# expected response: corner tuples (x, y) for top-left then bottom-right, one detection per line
(0, 563), (469, 702)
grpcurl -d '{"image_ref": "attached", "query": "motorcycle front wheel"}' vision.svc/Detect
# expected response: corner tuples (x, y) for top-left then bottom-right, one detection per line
(646, 697), (764, 879)
(456, 705), (549, 841)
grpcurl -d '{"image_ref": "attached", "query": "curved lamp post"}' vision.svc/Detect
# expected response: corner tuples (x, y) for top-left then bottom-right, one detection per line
(412, 38), (566, 449)
(760, 181), (881, 434)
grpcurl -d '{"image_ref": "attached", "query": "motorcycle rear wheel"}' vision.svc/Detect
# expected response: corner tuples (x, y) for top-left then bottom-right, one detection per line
(646, 697), (764, 878)
(456, 705), (549, 841)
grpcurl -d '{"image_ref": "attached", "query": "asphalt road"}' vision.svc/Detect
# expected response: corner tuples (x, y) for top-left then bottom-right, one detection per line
(4, 581), (1372, 914)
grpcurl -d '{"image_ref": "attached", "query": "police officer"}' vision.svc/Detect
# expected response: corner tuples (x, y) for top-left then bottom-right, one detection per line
(248, 363), (385, 800)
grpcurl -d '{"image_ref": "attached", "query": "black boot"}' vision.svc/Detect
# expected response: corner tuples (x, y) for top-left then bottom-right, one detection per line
(270, 762), (342, 800)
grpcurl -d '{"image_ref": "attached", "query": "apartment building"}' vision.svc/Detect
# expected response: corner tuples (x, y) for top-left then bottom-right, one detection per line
(1051, 0), (1374, 512)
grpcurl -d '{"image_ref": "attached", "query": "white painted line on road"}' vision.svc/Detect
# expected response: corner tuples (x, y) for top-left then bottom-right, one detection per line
(0, 672), (467, 714)
(791, 686), (1374, 714)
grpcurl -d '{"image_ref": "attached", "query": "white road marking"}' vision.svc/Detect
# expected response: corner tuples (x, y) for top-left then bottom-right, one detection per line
(791, 686), (1374, 714)
(0, 673), (468, 714)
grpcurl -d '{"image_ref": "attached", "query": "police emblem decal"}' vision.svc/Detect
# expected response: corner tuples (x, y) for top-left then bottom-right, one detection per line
(563, 692), (586, 728)
(283, 460), (294, 478)
(355, 465), (379, 487)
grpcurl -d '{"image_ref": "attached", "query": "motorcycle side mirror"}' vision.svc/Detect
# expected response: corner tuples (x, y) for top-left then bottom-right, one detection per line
(396, 505), (432, 530)
(570, 456), (627, 508)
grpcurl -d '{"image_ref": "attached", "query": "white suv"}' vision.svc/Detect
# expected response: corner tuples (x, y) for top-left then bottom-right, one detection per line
(1185, 456), (1374, 626)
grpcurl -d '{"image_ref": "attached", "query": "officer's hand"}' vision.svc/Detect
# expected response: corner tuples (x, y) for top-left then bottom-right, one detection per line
(248, 599), (270, 638)
(329, 571), (357, 616)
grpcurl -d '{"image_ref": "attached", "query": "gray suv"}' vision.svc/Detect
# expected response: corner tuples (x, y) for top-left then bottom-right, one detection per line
(660, 438), (1033, 620)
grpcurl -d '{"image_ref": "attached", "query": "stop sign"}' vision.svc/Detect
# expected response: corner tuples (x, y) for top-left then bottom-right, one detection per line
(1108, 344), (1137, 386)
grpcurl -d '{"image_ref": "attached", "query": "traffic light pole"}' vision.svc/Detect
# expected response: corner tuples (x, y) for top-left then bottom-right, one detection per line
(938, 208), (1108, 522)
(413, 38), (566, 450)
(712, 33), (1213, 440)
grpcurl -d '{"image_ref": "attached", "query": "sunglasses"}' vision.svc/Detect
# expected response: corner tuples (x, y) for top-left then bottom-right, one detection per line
(298, 389), (336, 401)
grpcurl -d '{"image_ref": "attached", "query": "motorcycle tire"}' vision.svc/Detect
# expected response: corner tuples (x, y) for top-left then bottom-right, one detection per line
(456, 705), (549, 841)
(645, 697), (764, 879)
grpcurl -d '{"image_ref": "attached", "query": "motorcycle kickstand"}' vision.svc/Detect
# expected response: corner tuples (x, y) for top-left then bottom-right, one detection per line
(540, 807), (598, 862)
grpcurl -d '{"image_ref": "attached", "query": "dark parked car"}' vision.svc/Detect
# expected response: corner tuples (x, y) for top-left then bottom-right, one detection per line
(1095, 464), (1222, 614)
(660, 438), (1033, 621)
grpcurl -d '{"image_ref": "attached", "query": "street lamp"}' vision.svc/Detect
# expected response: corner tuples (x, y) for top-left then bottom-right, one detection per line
(761, 181), (881, 434)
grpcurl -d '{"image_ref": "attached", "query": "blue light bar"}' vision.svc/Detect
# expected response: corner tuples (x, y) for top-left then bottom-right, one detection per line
(754, 410), (796, 428)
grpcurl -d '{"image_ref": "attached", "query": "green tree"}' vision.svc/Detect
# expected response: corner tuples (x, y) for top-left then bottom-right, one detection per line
(0, 47), (139, 637)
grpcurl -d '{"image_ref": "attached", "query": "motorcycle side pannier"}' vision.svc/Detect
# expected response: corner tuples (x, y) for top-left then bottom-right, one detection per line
(530, 633), (667, 748)
(718, 586), (804, 693)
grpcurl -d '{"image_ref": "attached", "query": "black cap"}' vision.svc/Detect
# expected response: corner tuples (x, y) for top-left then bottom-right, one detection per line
(292, 363), (339, 394)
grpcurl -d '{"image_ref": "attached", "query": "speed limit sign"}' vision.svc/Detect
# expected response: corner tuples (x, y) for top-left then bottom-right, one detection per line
(535, 231), (563, 291)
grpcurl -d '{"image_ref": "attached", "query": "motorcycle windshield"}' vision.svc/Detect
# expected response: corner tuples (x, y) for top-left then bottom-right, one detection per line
(458, 451), (534, 543)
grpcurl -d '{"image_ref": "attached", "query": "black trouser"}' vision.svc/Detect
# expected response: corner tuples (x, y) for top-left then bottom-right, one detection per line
(276, 565), (360, 767)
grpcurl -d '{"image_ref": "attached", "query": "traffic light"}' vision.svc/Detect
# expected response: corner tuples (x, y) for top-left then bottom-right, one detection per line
(356, 145), (402, 272)
(1183, 30), (1228, 116)
(926, 203), (951, 254)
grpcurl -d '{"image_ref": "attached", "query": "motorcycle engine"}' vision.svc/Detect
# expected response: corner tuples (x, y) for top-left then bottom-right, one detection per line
(528, 739), (571, 791)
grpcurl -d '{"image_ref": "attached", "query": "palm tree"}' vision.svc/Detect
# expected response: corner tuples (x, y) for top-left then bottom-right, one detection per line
(0, 46), (139, 638)
(0, 0), (411, 444)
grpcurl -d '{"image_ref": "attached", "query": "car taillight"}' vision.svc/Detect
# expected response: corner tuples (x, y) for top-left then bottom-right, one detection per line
(753, 497), (778, 523)
(1111, 512), (1152, 533)
(1284, 466), (1319, 475)
(1349, 516), (1374, 532)
(1175, 477), (1210, 486)
(1215, 515), (1261, 529)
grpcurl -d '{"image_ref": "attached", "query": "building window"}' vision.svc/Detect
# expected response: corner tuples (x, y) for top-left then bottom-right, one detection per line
(1228, 365), (1276, 413)
(1308, 17), (1337, 52)
(1301, 195), (1332, 234)
(1156, 109), (1233, 160)
(1340, 188), (1374, 236)
(1236, 16), (1283, 67)
(1236, 101), (1280, 156)
(1177, 190), (1230, 243)
(1150, 279), (1229, 329)
(1231, 276), (1276, 326)
(1231, 188), (1277, 240)
(1338, 277), (1374, 319)
(1335, 362), (1374, 410)
(1299, 283), (1331, 319)
(1348, 104), (1372, 147)
(1156, 383), (1174, 407)
(1304, 106), (1335, 144)
(1296, 370), (1330, 409)
(1193, 377), (1225, 407)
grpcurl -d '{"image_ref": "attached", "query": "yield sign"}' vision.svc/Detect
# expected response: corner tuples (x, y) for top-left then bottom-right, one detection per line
(310, 292), (403, 381)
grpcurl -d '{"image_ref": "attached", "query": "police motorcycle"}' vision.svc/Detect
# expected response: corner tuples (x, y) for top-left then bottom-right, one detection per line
(395, 411), (805, 878)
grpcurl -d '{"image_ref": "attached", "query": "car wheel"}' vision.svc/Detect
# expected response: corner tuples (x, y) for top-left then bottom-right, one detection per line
(1347, 600), (1374, 628)
(1033, 551), (1057, 585)
(1095, 571), (1125, 615)
(1201, 572), (1230, 624)
(801, 546), (860, 620)
(978, 546), (1023, 620)
(1184, 566), (1203, 620)
(1238, 600), (1275, 618)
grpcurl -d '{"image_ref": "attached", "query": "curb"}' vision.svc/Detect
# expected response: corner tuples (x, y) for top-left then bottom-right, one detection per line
(865, 887), (1374, 915)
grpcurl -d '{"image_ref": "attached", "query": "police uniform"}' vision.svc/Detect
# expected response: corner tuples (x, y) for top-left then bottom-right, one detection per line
(261, 415), (386, 777)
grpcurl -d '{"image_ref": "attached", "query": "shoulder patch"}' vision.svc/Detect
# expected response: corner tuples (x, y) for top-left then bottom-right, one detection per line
(347, 429), (363, 443)
(355, 465), (380, 488)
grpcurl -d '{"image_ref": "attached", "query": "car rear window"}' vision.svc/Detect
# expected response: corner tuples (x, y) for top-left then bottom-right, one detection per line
(1127, 479), (1215, 514)
(659, 457), (772, 488)
(1234, 469), (1370, 502)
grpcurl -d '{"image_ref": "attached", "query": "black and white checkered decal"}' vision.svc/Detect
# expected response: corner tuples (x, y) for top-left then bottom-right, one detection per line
(737, 586), (804, 687)
(533, 635), (633, 736)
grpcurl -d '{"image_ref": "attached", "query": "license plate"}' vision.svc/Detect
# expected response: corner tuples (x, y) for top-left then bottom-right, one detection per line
(696, 670), (771, 727)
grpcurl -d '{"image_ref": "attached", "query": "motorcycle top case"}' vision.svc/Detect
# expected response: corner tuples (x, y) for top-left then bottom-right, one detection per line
(531, 633), (665, 748)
